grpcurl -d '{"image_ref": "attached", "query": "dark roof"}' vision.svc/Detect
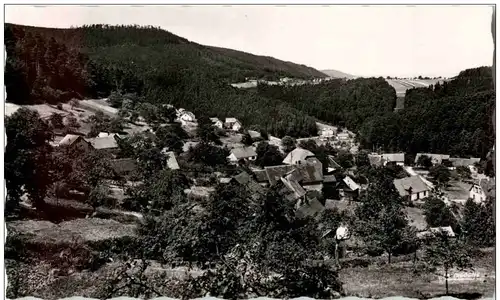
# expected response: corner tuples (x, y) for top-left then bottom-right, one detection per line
(327, 155), (342, 169)
(252, 169), (269, 183)
(296, 198), (325, 219)
(323, 175), (337, 183)
(233, 171), (266, 195)
(110, 158), (138, 175)
(264, 165), (296, 186)
(279, 177), (306, 202)
(297, 161), (323, 184)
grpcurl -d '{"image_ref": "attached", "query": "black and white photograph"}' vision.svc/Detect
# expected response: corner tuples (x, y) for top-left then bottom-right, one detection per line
(3, 4), (496, 300)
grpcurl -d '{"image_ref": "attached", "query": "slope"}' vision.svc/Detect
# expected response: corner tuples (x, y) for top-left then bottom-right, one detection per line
(321, 69), (356, 79)
(4, 23), (320, 138)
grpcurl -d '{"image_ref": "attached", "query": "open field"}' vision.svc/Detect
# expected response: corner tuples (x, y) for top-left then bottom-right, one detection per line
(386, 79), (446, 97)
(341, 248), (495, 299)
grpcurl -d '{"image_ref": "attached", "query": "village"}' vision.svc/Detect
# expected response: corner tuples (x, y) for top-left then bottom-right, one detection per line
(9, 96), (494, 244)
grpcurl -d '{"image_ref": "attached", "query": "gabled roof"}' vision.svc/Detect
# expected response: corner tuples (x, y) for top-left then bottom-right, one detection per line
(449, 157), (481, 167)
(381, 153), (405, 163)
(165, 151), (180, 170)
(230, 147), (257, 159)
(368, 154), (385, 166)
(252, 169), (269, 183)
(280, 177), (307, 202)
(58, 134), (85, 146)
(225, 117), (239, 123)
(323, 175), (337, 183)
(343, 176), (360, 191)
(415, 153), (450, 164)
(210, 117), (222, 123)
(88, 134), (121, 150)
(219, 177), (232, 184)
(296, 198), (325, 219)
(233, 171), (265, 195)
(297, 160), (323, 184)
(327, 155), (342, 170)
(264, 165), (296, 185)
(417, 226), (456, 239)
(393, 175), (430, 197)
(283, 147), (315, 165)
(248, 130), (262, 139)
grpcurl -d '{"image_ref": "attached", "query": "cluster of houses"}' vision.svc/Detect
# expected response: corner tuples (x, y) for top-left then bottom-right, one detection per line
(209, 117), (243, 132)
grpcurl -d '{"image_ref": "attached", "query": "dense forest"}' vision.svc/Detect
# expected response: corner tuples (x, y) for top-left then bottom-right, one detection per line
(257, 67), (494, 158)
(359, 67), (494, 158)
(4, 23), (323, 138)
(256, 78), (397, 130)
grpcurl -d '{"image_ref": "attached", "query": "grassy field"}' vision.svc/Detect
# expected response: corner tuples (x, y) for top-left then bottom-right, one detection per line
(340, 249), (495, 299)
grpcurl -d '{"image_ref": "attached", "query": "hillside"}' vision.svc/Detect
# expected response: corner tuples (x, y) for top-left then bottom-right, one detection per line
(4, 23), (323, 138)
(321, 69), (356, 79)
(358, 66), (494, 159)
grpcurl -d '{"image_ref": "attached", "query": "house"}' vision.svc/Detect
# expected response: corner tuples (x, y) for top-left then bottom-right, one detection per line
(327, 155), (342, 173)
(381, 153), (405, 166)
(87, 134), (122, 156)
(295, 197), (325, 220)
(320, 128), (335, 138)
(449, 157), (481, 169)
(210, 117), (224, 129)
(179, 111), (196, 125)
(337, 132), (350, 141)
(393, 175), (431, 201)
(225, 118), (242, 131)
(279, 174), (307, 202)
(247, 130), (262, 140)
(58, 134), (93, 152)
(417, 226), (456, 239)
(337, 176), (361, 201)
(296, 158), (324, 191)
(232, 171), (266, 197)
(263, 165), (296, 186)
(368, 154), (385, 167)
(469, 183), (486, 203)
(164, 151), (180, 170)
(283, 147), (315, 165)
(415, 153), (450, 165)
(228, 147), (257, 164)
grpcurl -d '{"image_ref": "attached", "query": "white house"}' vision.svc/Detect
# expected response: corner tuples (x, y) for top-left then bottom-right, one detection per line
(228, 147), (257, 164)
(393, 175), (431, 201)
(469, 183), (487, 203)
(179, 111), (196, 123)
(210, 117), (224, 129)
(381, 153), (405, 166)
(225, 118), (242, 131)
(320, 128), (335, 138)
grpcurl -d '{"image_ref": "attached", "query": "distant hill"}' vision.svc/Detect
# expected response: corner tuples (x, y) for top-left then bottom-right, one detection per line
(4, 23), (323, 138)
(320, 69), (356, 79)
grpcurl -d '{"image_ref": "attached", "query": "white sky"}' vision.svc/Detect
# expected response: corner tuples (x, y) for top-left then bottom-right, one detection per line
(5, 5), (494, 78)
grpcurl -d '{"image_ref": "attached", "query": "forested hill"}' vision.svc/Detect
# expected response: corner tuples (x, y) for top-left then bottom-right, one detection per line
(4, 23), (323, 138)
(359, 66), (494, 159)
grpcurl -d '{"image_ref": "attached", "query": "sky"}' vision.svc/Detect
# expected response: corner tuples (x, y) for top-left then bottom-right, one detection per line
(5, 5), (494, 78)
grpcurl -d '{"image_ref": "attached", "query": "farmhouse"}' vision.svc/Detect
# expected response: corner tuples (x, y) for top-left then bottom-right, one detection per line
(393, 175), (430, 201)
(381, 153), (405, 166)
(225, 118), (242, 131)
(415, 153), (450, 165)
(87, 134), (122, 156)
(209, 117), (224, 129)
(448, 157), (481, 169)
(228, 147), (257, 164)
(178, 110), (196, 124)
(417, 226), (456, 239)
(58, 134), (93, 152)
(338, 176), (361, 201)
(283, 147), (315, 165)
